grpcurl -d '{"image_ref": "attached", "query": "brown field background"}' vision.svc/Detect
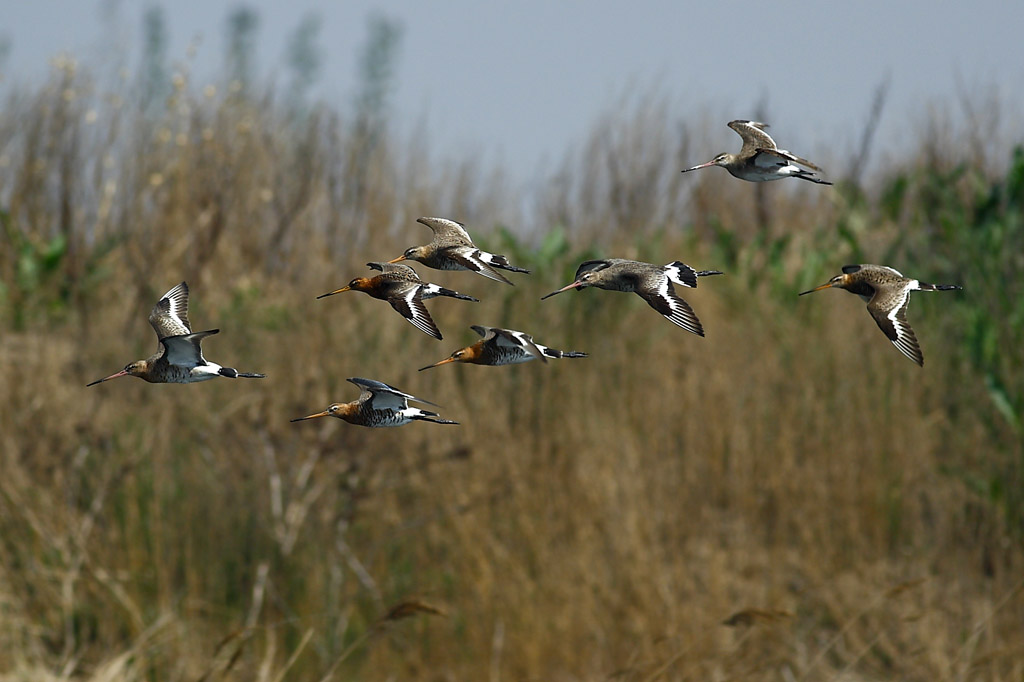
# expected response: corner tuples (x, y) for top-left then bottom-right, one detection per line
(1, 55), (1022, 681)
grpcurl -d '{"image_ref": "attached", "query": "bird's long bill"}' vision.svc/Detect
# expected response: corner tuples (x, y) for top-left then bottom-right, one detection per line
(316, 285), (351, 299)
(419, 356), (458, 371)
(798, 282), (834, 296)
(386, 255), (407, 264)
(681, 160), (716, 173)
(540, 281), (582, 300)
(86, 368), (129, 386)
(290, 409), (331, 422)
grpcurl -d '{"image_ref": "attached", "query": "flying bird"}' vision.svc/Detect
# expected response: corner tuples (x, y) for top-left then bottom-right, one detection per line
(681, 120), (831, 184)
(290, 377), (458, 427)
(420, 325), (588, 370)
(541, 258), (722, 337)
(87, 282), (266, 385)
(799, 264), (961, 366)
(388, 216), (530, 285)
(318, 261), (478, 340)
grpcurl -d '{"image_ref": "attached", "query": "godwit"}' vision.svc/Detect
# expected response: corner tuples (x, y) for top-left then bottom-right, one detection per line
(541, 259), (723, 337)
(387, 217), (530, 285)
(681, 120), (832, 184)
(87, 282), (266, 386)
(799, 264), (962, 366)
(290, 377), (458, 427)
(419, 325), (588, 370)
(317, 261), (478, 340)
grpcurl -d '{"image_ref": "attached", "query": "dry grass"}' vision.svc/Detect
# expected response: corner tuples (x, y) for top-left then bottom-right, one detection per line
(0, 61), (1021, 681)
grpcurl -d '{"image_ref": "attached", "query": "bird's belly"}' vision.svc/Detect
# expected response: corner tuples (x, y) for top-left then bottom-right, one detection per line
(729, 166), (778, 182)
(427, 255), (467, 271)
(364, 409), (412, 428)
(488, 349), (534, 365)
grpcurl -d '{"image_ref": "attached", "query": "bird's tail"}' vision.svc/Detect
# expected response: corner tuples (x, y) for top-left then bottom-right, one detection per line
(792, 170), (833, 185)
(483, 253), (530, 274)
(919, 282), (962, 292)
(441, 287), (478, 301)
(421, 283), (479, 302)
(543, 348), (588, 359)
(412, 410), (459, 425)
(219, 367), (266, 379)
(665, 262), (724, 288)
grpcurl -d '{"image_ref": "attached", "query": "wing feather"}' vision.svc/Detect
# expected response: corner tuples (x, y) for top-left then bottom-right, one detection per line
(728, 120), (777, 156)
(149, 282), (192, 340)
(160, 329), (218, 367)
(638, 277), (705, 337)
(754, 147), (823, 172)
(491, 327), (546, 362)
(348, 377), (440, 407)
(388, 287), (442, 339)
(447, 248), (513, 284)
(417, 217), (474, 244)
(867, 290), (923, 366)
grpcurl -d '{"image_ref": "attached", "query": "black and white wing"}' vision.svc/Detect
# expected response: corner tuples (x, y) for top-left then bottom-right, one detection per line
(149, 282), (192, 340)
(867, 291), (924, 366)
(638, 276), (705, 337)
(476, 325), (546, 362)
(388, 285), (442, 339)
(447, 247), (514, 284)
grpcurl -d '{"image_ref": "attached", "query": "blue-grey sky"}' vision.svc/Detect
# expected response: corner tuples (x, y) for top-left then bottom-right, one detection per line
(2, 1), (1023, 186)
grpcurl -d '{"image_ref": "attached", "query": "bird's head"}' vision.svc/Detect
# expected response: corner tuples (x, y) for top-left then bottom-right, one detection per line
(87, 359), (149, 386)
(318, 277), (371, 298)
(419, 343), (482, 370)
(389, 246), (427, 264)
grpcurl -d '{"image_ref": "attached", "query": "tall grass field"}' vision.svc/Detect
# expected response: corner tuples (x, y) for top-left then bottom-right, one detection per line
(0, 39), (1022, 681)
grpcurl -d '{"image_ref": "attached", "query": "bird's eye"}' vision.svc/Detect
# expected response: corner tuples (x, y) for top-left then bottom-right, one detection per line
(405, 248), (416, 258)
(329, 405), (338, 412)
(349, 279), (359, 287)
(454, 351), (464, 358)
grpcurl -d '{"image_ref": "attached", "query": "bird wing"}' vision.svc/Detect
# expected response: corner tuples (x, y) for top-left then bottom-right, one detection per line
(867, 289), (923, 366)
(489, 327), (546, 362)
(850, 263), (904, 278)
(574, 259), (616, 279)
(728, 120), (777, 156)
(753, 147), (823, 172)
(388, 286), (442, 339)
(446, 247), (513, 284)
(149, 282), (192, 340)
(159, 329), (219, 367)
(638, 276), (705, 337)
(417, 217), (474, 244)
(470, 324), (497, 340)
(348, 377), (439, 408)
(367, 261), (421, 279)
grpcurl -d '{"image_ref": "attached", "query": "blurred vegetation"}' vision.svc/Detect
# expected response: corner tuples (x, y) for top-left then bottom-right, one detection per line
(0, 7), (1022, 682)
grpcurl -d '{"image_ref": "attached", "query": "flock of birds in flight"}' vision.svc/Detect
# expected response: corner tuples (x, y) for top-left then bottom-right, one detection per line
(88, 121), (963, 427)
